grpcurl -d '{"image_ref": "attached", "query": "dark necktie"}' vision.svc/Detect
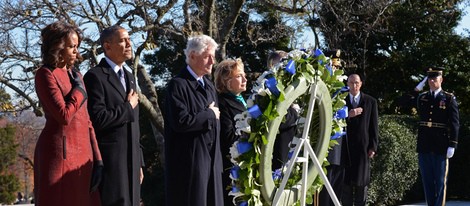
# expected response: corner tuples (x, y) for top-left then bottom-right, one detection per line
(352, 97), (358, 108)
(198, 79), (204, 88)
(118, 69), (126, 91)
(431, 91), (435, 100)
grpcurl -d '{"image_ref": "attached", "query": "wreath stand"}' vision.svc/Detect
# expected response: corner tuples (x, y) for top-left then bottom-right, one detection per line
(271, 82), (341, 206)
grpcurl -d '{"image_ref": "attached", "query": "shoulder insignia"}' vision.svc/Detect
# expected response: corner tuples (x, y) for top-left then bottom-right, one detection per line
(443, 91), (454, 96)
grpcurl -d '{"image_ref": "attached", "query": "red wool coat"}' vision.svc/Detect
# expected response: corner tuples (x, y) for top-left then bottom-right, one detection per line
(34, 66), (102, 206)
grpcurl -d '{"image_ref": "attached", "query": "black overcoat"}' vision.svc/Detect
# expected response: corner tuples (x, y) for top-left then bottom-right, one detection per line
(84, 58), (143, 206)
(272, 107), (299, 169)
(343, 92), (378, 186)
(218, 92), (245, 205)
(164, 67), (224, 206)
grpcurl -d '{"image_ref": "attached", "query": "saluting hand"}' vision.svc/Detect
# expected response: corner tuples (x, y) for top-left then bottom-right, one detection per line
(208, 101), (220, 119)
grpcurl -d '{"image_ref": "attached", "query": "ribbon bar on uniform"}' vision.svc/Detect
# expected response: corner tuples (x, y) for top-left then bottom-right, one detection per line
(418, 121), (447, 128)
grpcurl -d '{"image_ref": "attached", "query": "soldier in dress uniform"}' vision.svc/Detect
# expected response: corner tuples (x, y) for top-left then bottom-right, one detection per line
(417, 66), (459, 206)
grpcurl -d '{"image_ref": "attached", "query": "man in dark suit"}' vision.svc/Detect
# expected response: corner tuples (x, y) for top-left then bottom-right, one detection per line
(342, 73), (378, 206)
(163, 34), (223, 206)
(417, 67), (459, 206)
(84, 25), (143, 206)
(266, 50), (300, 170)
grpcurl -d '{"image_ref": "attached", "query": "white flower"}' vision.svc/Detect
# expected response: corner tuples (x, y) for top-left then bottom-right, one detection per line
(234, 112), (251, 135)
(337, 75), (347, 81)
(228, 190), (245, 205)
(256, 71), (272, 83)
(288, 49), (307, 60)
(230, 141), (240, 163)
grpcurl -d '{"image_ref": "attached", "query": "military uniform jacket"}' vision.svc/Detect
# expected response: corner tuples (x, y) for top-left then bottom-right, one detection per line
(417, 90), (459, 155)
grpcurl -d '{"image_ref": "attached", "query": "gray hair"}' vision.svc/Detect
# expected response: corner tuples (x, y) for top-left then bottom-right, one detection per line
(184, 34), (218, 64)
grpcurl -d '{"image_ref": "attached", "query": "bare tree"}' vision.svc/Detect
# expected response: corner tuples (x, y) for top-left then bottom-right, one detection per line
(0, 0), (252, 137)
(10, 111), (44, 201)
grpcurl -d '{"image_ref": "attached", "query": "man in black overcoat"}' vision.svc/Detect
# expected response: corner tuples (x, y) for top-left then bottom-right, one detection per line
(84, 25), (144, 206)
(163, 34), (223, 206)
(342, 73), (378, 206)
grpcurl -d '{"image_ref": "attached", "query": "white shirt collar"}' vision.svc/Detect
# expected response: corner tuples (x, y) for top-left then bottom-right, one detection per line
(105, 56), (123, 74)
(186, 65), (204, 82)
(350, 92), (361, 102)
(430, 88), (442, 97)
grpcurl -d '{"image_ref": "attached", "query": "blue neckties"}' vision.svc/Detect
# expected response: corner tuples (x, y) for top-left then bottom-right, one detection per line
(118, 69), (126, 91)
(352, 97), (358, 108)
(198, 79), (204, 87)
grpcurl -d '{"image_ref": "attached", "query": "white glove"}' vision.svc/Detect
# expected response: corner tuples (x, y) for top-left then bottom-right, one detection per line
(447, 147), (455, 159)
(415, 76), (428, 91)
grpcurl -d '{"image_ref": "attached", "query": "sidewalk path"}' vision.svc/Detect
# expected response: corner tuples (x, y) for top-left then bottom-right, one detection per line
(401, 201), (470, 206)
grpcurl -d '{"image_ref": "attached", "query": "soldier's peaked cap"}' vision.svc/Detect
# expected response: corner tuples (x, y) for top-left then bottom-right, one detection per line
(426, 66), (444, 78)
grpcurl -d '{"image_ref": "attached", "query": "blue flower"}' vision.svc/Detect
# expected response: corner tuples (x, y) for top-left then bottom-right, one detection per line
(273, 168), (282, 181)
(237, 141), (253, 154)
(333, 106), (349, 119)
(231, 166), (240, 179)
(314, 49), (323, 57)
(231, 184), (240, 193)
(285, 60), (296, 74)
(265, 77), (280, 97)
(331, 131), (346, 140)
(288, 151), (294, 160)
(247, 105), (262, 119)
(332, 86), (349, 98)
(326, 64), (333, 76)
(239, 201), (248, 206)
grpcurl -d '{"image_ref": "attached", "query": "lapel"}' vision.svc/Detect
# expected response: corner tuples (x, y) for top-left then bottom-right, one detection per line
(98, 59), (126, 99)
(221, 93), (245, 112)
(51, 67), (71, 97)
(180, 67), (206, 92)
(124, 68), (136, 92)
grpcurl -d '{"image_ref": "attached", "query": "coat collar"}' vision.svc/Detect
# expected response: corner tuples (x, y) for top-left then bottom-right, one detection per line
(219, 93), (246, 111)
(179, 66), (208, 90)
(97, 58), (127, 98)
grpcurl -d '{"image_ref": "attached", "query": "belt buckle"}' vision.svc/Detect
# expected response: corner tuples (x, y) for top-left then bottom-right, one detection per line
(427, 122), (432, 127)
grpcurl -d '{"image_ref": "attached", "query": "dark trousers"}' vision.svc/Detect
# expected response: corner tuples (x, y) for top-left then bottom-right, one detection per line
(319, 165), (344, 206)
(418, 153), (448, 206)
(341, 184), (367, 206)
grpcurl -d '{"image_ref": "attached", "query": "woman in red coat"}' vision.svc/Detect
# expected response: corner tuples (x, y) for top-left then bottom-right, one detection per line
(34, 21), (102, 206)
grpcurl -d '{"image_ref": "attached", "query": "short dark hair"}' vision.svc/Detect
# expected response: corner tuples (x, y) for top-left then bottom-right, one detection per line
(267, 50), (288, 68)
(41, 21), (83, 67)
(100, 25), (126, 49)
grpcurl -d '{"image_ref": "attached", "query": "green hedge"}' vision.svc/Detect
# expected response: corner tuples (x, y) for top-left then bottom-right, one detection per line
(368, 115), (419, 205)
(367, 114), (470, 205)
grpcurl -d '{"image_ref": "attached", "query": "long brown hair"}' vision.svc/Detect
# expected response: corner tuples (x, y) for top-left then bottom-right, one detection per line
(41, 21), (83, 67)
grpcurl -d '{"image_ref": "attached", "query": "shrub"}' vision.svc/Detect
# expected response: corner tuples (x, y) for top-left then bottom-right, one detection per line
(368, 115), (419, 205)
